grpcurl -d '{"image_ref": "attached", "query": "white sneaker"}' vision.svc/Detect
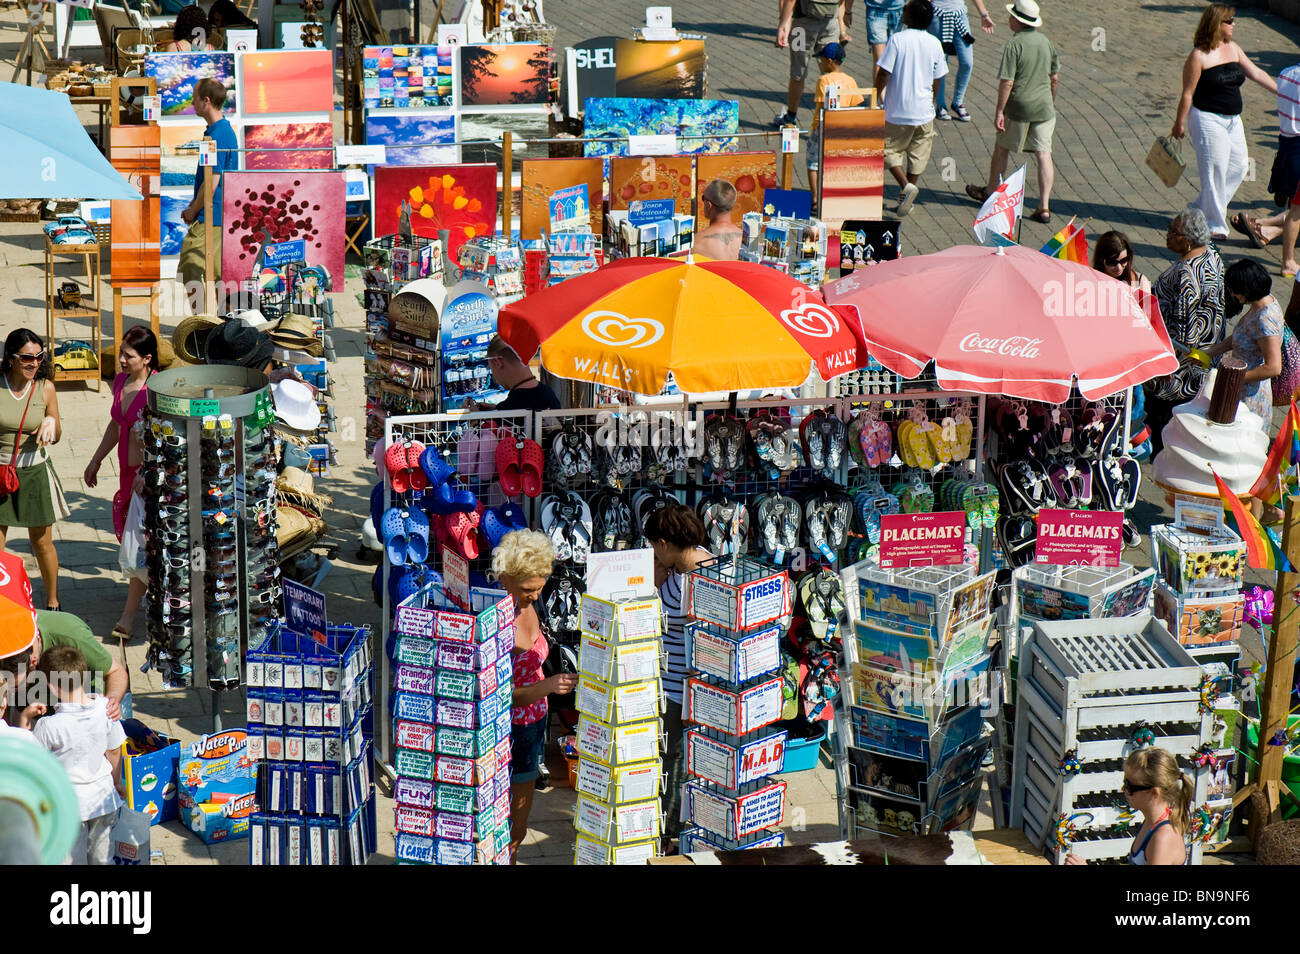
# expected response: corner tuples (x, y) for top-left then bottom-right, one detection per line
(896, 183), (919, 216)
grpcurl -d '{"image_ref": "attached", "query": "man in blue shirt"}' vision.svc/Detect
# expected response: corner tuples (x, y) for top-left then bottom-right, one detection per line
(179, 76), (238, 313)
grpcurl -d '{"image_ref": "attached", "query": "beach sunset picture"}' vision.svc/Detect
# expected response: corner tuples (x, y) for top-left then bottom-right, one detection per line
(819, 107), (884, 231)
(244, 122), (334, 169)
(241, 49), (333, 114)
(613, 38), (705, 99)
(459, 43), (550, 106)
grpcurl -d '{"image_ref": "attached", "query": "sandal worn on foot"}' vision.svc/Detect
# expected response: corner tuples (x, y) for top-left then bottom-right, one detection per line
(1028, 209), (1052, 224)
(965, 183), (990, 203)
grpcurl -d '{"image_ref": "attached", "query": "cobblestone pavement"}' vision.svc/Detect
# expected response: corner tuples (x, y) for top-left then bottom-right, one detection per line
(3, 0), (1287, 863)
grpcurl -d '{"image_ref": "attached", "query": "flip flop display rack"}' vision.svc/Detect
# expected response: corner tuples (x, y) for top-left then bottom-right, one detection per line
(1008, 615), (1215, 864)
(833, 563), (998, 839)
(985, 390), (1137, 567)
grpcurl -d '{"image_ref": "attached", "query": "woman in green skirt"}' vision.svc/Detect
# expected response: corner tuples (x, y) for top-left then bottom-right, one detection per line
(0, 329), (68, 610)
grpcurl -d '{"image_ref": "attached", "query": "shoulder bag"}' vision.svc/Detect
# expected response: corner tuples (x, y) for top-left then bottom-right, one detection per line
(0, 385), (35, 497)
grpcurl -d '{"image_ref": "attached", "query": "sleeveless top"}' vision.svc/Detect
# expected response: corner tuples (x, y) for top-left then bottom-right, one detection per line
(511, 625), (550, 727)
(0, 379), (48, 467)
(1128, 818), (1187, 865)
(1193, 62), (1245, 116)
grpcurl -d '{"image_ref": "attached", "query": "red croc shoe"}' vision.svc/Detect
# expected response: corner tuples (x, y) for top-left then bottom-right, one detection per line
(496, 433), (523, 498)
(519, 438), (545, 497)
(406, 440), (429, 491)
(385, 440), (412, 493)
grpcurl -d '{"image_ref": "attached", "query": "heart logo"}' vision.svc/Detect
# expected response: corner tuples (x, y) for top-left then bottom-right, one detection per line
(581, 310), (665, 350)
(779, 302), (841, 339)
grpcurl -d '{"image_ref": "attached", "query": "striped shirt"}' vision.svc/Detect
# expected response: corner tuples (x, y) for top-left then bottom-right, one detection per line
(1280, 65), (1300, 137)
(658, 549), (711, 705)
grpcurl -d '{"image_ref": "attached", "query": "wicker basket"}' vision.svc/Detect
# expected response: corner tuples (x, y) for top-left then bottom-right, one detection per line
(512, 24), (557, 46)
(0, 211), (40, 223)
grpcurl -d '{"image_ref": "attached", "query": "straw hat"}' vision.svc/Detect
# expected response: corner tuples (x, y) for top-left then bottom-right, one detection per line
(271, 379), (322, 432)
(275, 504), (313, 551)
(268, 313), (323, 356)
(172, 314), (222, 364)
(276, 465), (316, 498)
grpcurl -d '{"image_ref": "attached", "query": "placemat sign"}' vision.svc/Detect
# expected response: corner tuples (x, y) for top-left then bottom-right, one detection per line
(1035, 509), (1124, 567)
(878, 512), (965, 568)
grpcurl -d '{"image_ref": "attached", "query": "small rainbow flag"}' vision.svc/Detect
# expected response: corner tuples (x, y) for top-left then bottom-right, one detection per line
(1214, 470), (1294, 571)
(1248, 401), (1300, 508)
(1039, 217), (1087, 263)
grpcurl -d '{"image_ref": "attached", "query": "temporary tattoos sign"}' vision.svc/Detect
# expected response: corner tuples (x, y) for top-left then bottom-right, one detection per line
(878, 512), (966, 569)
(1035, 509), (1124, 567)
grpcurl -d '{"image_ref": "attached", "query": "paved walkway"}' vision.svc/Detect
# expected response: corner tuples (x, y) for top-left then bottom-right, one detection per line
(2, 0), (1286, 863)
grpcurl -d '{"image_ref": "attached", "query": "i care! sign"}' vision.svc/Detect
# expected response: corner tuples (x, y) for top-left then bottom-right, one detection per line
(1034, 509), (1123, 567)
(878, 512), (966, 569)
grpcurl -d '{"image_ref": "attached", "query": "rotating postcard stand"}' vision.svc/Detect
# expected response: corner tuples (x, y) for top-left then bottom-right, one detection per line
(144, 365), (279, 731)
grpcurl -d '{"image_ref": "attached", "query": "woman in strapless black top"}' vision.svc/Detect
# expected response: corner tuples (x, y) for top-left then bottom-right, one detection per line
(1172, 4), (1276, 240)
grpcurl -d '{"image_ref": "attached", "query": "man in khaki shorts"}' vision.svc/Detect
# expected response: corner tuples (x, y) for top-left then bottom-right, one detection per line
(775, 0), (849, 126)
(875, 0), (947, 216)
(965, 0), (1059, 223)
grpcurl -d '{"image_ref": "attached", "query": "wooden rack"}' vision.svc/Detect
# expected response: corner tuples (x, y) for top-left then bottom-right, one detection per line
(43, 233), (103, 391)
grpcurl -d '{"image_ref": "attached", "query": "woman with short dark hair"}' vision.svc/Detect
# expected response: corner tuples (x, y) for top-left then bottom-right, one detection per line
(1204, 258), (1283, 421)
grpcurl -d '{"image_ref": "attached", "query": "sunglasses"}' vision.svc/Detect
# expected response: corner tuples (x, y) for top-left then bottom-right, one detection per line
(1223, 17), (1234, 23)
(1122, 779), (1153, 794)
(15, 351), (45, 364)
(1104, 255), (1130, 267)
(248, 588), (281, 605)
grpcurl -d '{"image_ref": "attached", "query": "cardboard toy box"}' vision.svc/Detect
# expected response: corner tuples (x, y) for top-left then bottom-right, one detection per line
(178, 730), (257, 844)
(121, 720), (181, 826)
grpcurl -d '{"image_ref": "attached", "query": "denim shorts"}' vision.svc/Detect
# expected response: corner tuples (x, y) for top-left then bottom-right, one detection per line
(510, 718), (546, 783)
(866, 7), (902, 45)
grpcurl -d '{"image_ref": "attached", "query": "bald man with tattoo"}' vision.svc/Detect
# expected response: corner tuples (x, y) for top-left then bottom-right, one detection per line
(692, 180), (743, 261)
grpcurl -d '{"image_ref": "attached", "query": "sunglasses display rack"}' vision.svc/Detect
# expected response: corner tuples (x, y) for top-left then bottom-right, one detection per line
(833, 563), (997, 840)
(377, 410), (533, 759)
(247, 623), (378, 865)
(984, 390), (1136, 568)
(678, 556), (791, 853)
(572, 592), (666, 864)
(143, 366), (279, 722)
(390, 588), (516, 865)
(1008, 614), (1214, 865)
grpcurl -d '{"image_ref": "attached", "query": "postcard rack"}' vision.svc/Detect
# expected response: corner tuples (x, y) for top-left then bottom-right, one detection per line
(678, 555), (790, 852)
(1011, 563), (1155, 661)
(1009, 615), (1213, 865)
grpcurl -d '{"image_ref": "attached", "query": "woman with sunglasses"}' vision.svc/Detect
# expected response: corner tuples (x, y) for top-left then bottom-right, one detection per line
(0, 329), (67, 611)
(1170, 4), (1276, 241)
(84, 327), (160, 641)
(1091, 231), (1150, 293)
(1066, 747), (1192, 865)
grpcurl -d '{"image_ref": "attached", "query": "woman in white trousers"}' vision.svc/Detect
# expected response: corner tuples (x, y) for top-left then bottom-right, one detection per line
(1172, 4), (1275, 240)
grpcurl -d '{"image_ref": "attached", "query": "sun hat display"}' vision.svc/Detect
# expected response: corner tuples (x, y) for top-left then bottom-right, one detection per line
(172, 314), (222, 364)
(271, 378), (322, 432)
(268, 313), (324, 356)
(204, 318), (275, 369)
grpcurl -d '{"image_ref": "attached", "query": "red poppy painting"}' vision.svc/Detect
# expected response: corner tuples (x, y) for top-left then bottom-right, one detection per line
(373, 164), (498, 259)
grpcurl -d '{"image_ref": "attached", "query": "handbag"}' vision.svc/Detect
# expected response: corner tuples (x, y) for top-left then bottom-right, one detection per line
(0, 385), (35, 497)
(1274, 324), (1300, 406)
(1146, 135), (1186, 188)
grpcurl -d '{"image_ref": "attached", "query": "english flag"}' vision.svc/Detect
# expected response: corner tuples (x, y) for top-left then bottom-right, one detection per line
(972, 165), (1026, 244)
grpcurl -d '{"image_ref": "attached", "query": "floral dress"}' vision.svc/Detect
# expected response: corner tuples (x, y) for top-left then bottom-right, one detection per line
(1230, 299), (1284, 420)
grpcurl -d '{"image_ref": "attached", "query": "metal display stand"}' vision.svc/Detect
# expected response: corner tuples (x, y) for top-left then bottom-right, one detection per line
(144, 365), (277, 732)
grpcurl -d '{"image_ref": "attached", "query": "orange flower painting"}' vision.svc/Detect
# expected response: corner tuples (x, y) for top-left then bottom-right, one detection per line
(373, 164), (498, 258)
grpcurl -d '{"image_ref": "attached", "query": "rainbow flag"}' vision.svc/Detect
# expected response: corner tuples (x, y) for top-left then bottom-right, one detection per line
(1214, 470), (1294, 571)
(1248, 401), (1300, 507)
(1039, 217), (1087, 263)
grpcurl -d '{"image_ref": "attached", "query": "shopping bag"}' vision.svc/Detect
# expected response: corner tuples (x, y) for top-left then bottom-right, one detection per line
(1146, 136), (1185, 188)
(110, 807), (152, 865)
(118, 492), (146, 575)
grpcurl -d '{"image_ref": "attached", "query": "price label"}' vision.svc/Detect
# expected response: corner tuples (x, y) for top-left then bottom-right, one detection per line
(142, 95), (160, 121)
(335, 144), (387, 166)
(198, 139), (217, 167)
(628, 133), (677, 156)
(781, 125), (798, 154)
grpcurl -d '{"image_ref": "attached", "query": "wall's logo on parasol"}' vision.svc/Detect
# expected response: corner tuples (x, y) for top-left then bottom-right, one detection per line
(581, 311), (665, 350)
(958, 334), (1043, 359)
(779, 302), (840, 339)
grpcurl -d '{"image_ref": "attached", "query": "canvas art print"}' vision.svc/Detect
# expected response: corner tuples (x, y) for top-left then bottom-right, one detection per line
(373, 164), (497, 258)
(146, 52), (236, 116)
(109, 125), (161, 288)
(160, 193), (189, 256)
(244, 122), (334, 169)
(240, 49), (334, 114)
(365, 111), (458, 165)
(583, 98), (739, 157)
(818, 107), (884, 231)
(459, 43), (551, 107)
(221, 171), (345, 290)
(521, 158), (604, 238)
(695, 151), (777, 219)
(160, 122), (205, 188)
(458, 111), (548, 172)
(363, 45), (455, 108)
(608, 155), (693, 212)
(613, 38), (706, 99)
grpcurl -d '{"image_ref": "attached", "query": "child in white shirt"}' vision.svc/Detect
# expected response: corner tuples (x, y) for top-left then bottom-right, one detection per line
(31, 645), (126, 865)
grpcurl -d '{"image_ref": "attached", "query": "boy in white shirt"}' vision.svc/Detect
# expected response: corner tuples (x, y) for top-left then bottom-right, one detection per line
(31, 645), (126, 865)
